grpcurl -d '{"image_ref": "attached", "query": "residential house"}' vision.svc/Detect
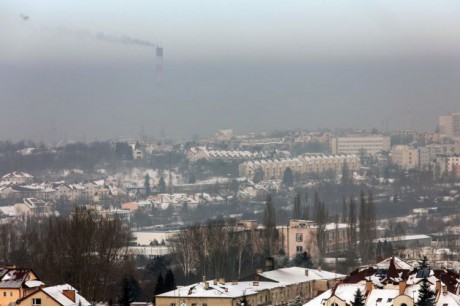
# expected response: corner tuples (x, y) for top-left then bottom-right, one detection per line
(0, 266), (43, 306)
(16, 284), (90, 306)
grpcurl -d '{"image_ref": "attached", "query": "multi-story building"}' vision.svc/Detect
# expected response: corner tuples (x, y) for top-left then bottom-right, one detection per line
(390, 145), (419, 170)
(425, 143), (459, 159)
(239, 154), (360, 179)
(439, 112), (460, 137)
(278, 220), (350, 259)
(433, 154), (460, 177)
(0, 266), (43, 306)
(331, 135), (390, 155)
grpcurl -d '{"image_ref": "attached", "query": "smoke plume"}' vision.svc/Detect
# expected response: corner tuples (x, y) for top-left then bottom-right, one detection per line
(53, 25), (156, 48)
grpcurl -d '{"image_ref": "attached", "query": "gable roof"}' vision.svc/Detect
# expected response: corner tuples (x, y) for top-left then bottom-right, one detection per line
(0, 268), (38, 289)
(17, 284), (90, 306)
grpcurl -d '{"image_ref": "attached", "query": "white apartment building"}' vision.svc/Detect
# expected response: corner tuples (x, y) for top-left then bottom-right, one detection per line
(239, 154), (360, 179)
(331, 135), (390, 155)
(439, 112), (460, 137)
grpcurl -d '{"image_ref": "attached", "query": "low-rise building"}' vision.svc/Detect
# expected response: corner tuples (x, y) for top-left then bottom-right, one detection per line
(16, 284), (90, 306)
(156, 266), (344, 306)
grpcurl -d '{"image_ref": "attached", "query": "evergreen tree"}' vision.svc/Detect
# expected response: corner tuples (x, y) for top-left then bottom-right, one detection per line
(144, 174), (151, 197)
(341, 161), (350, 186)
(154, 272), (165, 296)
(346, 195), (358, 268)
(341, 197), (347, 223)
(264, 194), (278, 256)
(351, 288), (365, 306)
(358, 190), (376, 264)
(129, 275), (140, 302)
(292, 192), (301, 219)
(164, 269), (176, 292)
(118, 275), (135, 306)
(292, 251), (313, 268)
(416, 279), (435, 306)
(301, 192), (309, 220)
(314, 192), (328, 264)
(282, 167), (294, 187)
(159, 176), (166, 193)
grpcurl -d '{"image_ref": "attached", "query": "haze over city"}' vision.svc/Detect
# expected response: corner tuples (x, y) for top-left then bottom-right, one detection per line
(2, 0), (460, 141)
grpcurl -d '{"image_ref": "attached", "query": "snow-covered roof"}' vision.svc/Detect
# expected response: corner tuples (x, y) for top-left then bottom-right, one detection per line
(25, 280), (44, 288)
(157, 280), (280, 299)
(376, 256), (412, 270)
(258, 267), (345, 285)
(40, 284), (90, 306)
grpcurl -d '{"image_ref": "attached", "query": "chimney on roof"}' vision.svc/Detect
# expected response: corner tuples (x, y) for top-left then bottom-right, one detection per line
(265, 257), (274, 272)
(219, 278), (225, 285)
(435, 280), (441, 294)
(63, 290), (75, 302)
(232, 280), (238, 285)
(204, 282), (209, 290)
(398, 280), (406, 295)
(6, 264), (16, 269)
(318, 266), (322, 272)
(305, 269), (309, 277)
(442, 285), (447, 295)
(366, 279), (373, 294)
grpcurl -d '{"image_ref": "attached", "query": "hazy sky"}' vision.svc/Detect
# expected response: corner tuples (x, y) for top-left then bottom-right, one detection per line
(1, 0), (460, 141)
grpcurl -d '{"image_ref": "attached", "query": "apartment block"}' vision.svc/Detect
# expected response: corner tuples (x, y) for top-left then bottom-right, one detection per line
(331, 135), (390, 155)
(439, 112), (460, 137)
(390, 145), (419, 170)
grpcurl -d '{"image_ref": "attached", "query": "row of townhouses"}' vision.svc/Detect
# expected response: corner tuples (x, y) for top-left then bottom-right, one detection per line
(238, 154), (360, 179)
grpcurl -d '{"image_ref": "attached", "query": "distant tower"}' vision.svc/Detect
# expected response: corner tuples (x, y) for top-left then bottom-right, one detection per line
(156, 46), (163, 82)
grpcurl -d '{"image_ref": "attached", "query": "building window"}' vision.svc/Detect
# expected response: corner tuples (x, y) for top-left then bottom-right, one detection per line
(203, 304), (207, 306)
(32, 299), (42, 305)
(296, 233), (303, 242)
(10, 292), (13, 297)
(296, 246), (303, 252)
(170, 304), (176, 306)
(332, 303), (338, 306)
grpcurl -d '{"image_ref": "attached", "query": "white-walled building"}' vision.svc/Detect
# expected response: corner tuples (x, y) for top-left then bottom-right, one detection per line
(331, 135), (390, 155)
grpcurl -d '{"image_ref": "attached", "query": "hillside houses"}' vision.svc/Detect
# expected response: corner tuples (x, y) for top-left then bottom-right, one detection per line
(0, 175), (123, 202)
